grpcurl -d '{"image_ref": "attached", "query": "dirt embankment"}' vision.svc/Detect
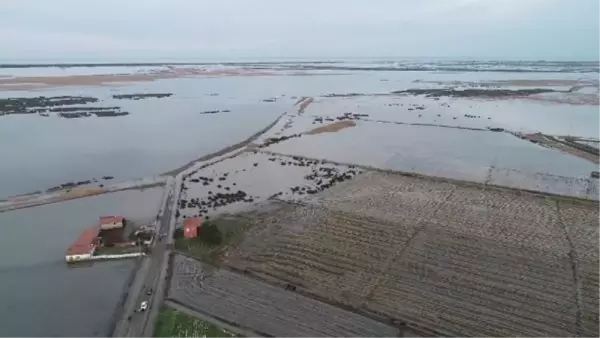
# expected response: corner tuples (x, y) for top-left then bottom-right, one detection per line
(0, 181), (164, 213)
(296, 97), (314, 115)
(0, 68), (280, 90)
(414, 79), (598, 87)
(306, 120), (356, 135)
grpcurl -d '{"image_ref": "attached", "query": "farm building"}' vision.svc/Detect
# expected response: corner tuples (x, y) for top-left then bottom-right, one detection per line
(183, 217), (202, 238)
(65, 226), (100, 262)
(99, 216), (124, 230)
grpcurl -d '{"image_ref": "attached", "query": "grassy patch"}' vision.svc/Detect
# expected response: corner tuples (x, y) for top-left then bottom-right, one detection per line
(154, 306), (238, 337)
(174, 216), (250, 265)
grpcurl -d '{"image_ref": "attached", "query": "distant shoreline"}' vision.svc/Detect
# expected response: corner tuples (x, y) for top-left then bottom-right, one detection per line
(1, 61), (346, 68)
(0, 60), (598, 72)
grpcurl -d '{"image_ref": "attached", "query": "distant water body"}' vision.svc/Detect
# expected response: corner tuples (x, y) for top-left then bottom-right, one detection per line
(1, 59), (598, 73)
(0, 59), (598, 337)
(0, 59), (597, 198)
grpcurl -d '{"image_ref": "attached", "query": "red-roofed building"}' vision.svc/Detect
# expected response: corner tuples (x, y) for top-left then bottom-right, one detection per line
(99, 216), (124, 230)
(183, 217), (202, 239)
(66, 226), (100, 262)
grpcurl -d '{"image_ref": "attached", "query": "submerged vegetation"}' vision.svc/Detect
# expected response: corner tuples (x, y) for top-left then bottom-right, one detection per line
(0, 96), (131, 118)
(112, 93), (173, 100)
(393, 88), (556, 98)
(0, 96), (99, 116)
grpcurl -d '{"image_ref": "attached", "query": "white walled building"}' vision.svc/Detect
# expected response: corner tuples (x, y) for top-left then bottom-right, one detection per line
(99, 216), (124, 230)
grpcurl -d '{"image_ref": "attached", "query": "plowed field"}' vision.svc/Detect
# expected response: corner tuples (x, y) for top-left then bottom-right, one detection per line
(168, 254), (399, 337)
(224, 171), (599, 336)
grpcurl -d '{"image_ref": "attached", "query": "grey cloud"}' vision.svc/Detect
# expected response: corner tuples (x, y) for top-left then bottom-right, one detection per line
(0, 0), (597, 62)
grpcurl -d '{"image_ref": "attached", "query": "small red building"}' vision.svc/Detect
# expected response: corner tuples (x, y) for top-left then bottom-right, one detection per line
(66, 226), (100, 262)
(183, 217), (202, 238)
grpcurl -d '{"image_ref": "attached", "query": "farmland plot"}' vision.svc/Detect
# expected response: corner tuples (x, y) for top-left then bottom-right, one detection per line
(168, 254), (399, 337)
(154, 306), (237, 337)
(178, 151), (361, 219)
(558, 200), (600, 336)
(225, 203), (419, 305)
(366, 230), (579, 336)
(224, 171), (599, 336)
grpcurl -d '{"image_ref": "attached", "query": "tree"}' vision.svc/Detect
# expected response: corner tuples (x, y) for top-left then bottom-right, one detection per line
(200, 222), (222, 245)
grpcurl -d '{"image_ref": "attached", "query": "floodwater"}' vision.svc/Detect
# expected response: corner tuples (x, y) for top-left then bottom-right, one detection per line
(0, 187), (163, 336)
(0, 60), (598, 336)
(0, 78), (287, 197)
(265, 120), (597, 179)
(264, 121), (598, 198)
(1, 62), (598, 197)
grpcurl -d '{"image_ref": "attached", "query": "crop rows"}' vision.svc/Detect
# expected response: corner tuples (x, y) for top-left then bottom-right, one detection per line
(168, 254), (398, 337)
(437, 184), (570, 254)
(227, 205), (416, 304)
(559, 200), (600, 336)
(367, 229), (579, 336)
(559, 200), (600, 261)
(302, 171), (457, 225)
(224, 171), (599, 336)
(576, 260), (600, 336)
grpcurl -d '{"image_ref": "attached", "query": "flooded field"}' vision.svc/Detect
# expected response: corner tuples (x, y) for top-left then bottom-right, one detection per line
(0, 187), (164, 336)
(179, 152), (361, 219)
(1, 60), (598, 336)
(0, 78), (285, 197)
(267, 119), (596, 178)
(307, 94), (599, 137)
(1, 61), (598, 198)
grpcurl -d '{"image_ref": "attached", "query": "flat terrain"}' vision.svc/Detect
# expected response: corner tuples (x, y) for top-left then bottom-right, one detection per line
(222, 171), (599, 336)
(178, 151), (361, 219)
(154, 306), (237, 337)
(2, 61), (598, 337)
(168, 254), (399, 337)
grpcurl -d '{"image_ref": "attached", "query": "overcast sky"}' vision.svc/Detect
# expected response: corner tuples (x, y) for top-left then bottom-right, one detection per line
(0, 0), (598, 62)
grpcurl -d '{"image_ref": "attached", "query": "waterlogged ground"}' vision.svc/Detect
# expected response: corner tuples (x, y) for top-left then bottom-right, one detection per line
(307, 95), (599, 137)
(0, 78), (285, 197)
(1, 61), (598, 197)
(1, 60), (598, 337)
(265, 120), (596, 177)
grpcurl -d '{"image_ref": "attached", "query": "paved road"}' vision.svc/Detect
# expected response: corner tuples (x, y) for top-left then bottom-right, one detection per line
(112, 177), (177, 337)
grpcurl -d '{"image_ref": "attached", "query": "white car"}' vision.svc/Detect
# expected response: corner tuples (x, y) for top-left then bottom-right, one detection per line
(139, 301), (148, 312)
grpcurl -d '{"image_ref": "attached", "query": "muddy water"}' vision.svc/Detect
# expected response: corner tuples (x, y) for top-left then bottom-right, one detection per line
(0, 78), (286, 197)
(0, 187), (163, 336)
(264, 122), (598, 198)
(0, 61), (598, 336)
(1, 65), (598, 197)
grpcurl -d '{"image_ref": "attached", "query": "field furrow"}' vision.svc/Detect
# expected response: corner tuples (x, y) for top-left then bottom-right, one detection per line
(220, 171), (598, 336)
(169, 255), (398, 337)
